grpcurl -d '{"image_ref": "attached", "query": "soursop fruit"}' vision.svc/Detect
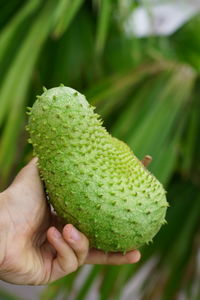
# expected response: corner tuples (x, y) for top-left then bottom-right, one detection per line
(27, 86), (168, 252)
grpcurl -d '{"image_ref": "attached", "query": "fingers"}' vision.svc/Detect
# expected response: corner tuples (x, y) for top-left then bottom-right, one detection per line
(141, 155), (152, 168)
(85, 248), (141, 265)
(47, 225), (89, 282)
(47, 224), (140, 282)
(62, 224), (89, 265)
(47, 226), (78, 282)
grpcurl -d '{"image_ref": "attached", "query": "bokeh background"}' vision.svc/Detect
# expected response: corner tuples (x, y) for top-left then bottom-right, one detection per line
(0, 0), (200, 299)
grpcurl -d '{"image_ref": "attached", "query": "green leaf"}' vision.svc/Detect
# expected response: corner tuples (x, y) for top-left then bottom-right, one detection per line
(52, 0), (84, 38)
(163, 192), (200, 299)
(0, 0), (41, 64)
(75, 266), (102, 300)
(0, 289), (21, 300)
(180, 98), (200, 174)
(111, 72), (170, 139)
(0, 0), (58, 187)
(87, 62), (169, 107)
(99, 266), (123, 300)
(125, 65), (196, 184)
(95, 0), (112, 55)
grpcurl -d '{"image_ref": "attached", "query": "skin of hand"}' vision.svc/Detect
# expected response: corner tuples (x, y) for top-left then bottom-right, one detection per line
(0, 157), (151, 285)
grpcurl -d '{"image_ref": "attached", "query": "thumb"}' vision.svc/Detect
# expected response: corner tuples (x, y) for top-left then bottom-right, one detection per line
(4, 157), (47, 214)
(10, 157), (39, 186)
(7, 157), (44, 198)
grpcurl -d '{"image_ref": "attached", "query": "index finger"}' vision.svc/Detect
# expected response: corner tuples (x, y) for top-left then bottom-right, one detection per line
(85, 248), (141, 265)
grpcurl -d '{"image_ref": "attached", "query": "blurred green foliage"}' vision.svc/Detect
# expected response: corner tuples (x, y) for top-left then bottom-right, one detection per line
(0, 1), (199, 299)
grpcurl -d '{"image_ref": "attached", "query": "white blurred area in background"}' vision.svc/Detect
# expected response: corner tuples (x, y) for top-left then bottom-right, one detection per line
(125, 0), (200, 36)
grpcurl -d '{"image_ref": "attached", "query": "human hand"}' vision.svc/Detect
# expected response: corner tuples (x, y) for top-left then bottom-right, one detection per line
(0, 157), (150, 285)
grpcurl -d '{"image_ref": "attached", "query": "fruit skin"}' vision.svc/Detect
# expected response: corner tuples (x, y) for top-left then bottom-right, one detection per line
(27, 86), (168, 252)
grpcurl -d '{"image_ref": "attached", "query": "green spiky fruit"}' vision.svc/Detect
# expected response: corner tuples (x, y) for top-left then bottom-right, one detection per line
(27, 86), (168, 252)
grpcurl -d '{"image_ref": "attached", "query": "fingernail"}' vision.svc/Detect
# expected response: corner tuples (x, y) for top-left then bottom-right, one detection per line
(133, 251), (141, 262)
(128, 250), (141, 263)
(53, 228), (61, 239)
(69, 226), (80, 241)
